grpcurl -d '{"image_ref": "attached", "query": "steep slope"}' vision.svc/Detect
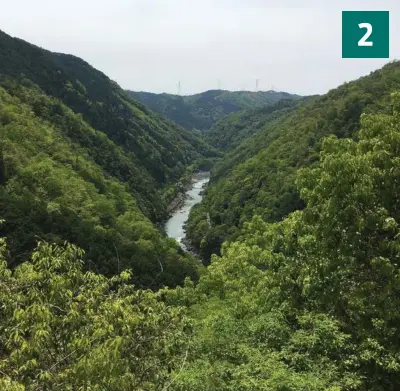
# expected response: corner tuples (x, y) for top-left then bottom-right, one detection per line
(170, 97), (400, 389)
(128, 89), (301, 131)
(0, 77), (201, 287)
(4, 97), (400, 390)
(0, 29), (217, 220)
(204, 98), (306, 151)
(0, 30), (219, 286)
(186, 61), (400, 261)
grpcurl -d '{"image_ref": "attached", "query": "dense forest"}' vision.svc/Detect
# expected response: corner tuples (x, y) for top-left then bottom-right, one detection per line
(3, 91), (400, 390)
(1, 29), (400, 390)
(186, 61), (400, 261)
(0, 30), (218, 220)
(204, 98), (308, 151)
(0, 30), (218, 287)
(128, 89), (300, 131)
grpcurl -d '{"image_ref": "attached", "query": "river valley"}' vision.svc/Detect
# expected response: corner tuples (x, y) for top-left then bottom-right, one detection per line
(165, 171), (210, 251)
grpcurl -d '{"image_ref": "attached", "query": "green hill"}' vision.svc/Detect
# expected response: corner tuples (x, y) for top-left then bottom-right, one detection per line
(3, 89), (400, 391)
(2, 30), (400, 391)
(0, 30), (217, 286)
(203, 98), (309, 151)
(186, 61), (400, 261)
(0, 30), (216, 220)
(128, 89), (301, 131)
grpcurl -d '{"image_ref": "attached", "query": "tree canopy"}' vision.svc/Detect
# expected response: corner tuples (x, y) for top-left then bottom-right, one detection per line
(187, 61), (400, 261)
(3, 92), (400, 390)
(1, 29), (400, 391)
(0, 30), (217, 287)
(128, 89), (301, 131)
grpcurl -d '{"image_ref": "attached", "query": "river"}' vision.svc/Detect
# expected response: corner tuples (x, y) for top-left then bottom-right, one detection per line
(165, 171), (210, 251)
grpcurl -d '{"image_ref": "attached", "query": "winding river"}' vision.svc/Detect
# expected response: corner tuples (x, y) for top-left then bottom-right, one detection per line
(165, 171), (210, 250)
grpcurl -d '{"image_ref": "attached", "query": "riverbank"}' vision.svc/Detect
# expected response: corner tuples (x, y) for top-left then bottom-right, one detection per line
(164, 172), (210, 251)
(166, 181), (192, 216)
(163, 158), (217, 218)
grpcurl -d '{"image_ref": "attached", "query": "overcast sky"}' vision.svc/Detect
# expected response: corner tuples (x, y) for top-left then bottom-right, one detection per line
(0, 0), (399, 95)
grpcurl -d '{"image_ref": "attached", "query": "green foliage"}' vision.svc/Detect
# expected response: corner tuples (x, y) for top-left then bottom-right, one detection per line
(204, 98), (304, 151)
(2, 29), (400, 391)
(128, 89), (301, 131)
(0, 29), (217, 221)
(0, 81), (201, 287)
(293, 98), (400, 389)
(187, 61), (400, 261)
(0, 241), (190, 390)
(164, 92), (400, 390)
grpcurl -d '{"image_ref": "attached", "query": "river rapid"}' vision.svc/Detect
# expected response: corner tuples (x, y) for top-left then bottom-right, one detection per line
(165, 171), (210, 251)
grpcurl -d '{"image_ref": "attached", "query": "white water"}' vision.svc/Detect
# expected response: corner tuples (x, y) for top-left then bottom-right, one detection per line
(165, 172), (210, 250)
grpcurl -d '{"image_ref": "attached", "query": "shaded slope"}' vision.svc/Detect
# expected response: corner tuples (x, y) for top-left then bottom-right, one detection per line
(128, 89), (301, 131)
(0, 29), (216, 220)
(186, 61), (400, 261)
(0, 78), (200, 287)
(0, 30), (217, 286)
(204, 98), (306, 151)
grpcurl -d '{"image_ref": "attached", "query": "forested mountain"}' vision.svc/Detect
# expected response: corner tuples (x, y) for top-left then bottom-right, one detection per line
(204, 98), (306, 151)
(128, 89), (301, 131)
(2, 28), (400, 391)
(169, 97), (400, 389)
(3, 91), (400, 390)
(0, 30), (216, 220)
(186, 61), (400, 261)
(0, 30), (217, 286)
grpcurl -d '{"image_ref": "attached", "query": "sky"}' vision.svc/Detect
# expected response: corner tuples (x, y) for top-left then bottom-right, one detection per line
(0, 0), (399, 96)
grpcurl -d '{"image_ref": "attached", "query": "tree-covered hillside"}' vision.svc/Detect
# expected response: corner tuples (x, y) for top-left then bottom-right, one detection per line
(0, 75), (203, 288)
(0, 30), (217, 221)
(204, 98), (306, 151)
(2, 25), (400, 391)
(186, 61), (400, 261)
(128, 89), (301, 131)
(0, 30), (219, 286)
(3, 92), (400, 390)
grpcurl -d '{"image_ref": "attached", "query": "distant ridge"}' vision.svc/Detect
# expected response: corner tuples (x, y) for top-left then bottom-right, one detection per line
(127, 89), (301, 131)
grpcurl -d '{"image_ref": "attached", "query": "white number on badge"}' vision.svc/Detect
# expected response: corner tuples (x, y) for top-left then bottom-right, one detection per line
(358, 23), (373, 46)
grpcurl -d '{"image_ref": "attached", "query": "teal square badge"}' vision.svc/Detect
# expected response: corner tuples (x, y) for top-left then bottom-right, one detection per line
(342, 11), (389, 58)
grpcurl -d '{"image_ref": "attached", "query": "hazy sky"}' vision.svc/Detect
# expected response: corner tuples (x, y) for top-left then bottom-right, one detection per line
(0, 0), (399, 95)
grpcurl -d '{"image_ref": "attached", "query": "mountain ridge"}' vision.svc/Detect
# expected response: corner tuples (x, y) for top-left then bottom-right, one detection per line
(0, 29), (216, 286)
(0, 29), (217, 220)
(127, 89), (301, 131)
(186, 60), (400, 261)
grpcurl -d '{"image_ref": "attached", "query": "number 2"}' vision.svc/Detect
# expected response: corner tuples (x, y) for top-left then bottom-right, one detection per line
(358, 23), (373, 46)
